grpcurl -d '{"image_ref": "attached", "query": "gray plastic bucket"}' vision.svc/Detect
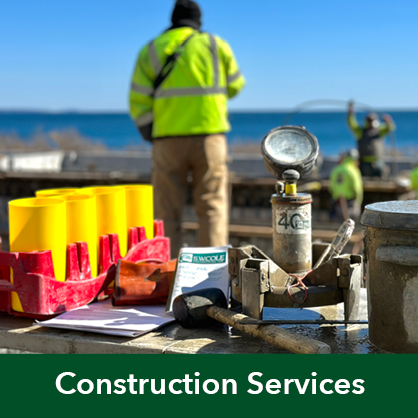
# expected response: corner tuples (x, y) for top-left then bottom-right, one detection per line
(361, 201), (418, 353)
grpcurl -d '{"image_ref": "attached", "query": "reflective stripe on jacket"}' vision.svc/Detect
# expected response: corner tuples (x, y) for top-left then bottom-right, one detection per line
(129, 27), (245, 138)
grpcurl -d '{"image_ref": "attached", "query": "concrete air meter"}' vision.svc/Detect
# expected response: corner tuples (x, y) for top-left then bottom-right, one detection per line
(262, 126), (319, 273)
(228, 126), (363, 323)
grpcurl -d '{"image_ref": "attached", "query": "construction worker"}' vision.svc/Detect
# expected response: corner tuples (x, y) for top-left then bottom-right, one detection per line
(329, 149), (363, 223)
(411, 165), (418, 199)
(347, 102), (396, 178)
(129, 0), (245, 258)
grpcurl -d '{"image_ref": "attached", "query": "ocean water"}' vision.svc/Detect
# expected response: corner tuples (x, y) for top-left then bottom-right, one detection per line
(0, 111), (417, 156)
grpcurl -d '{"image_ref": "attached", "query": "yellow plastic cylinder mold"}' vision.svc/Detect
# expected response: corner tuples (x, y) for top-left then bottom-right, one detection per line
(36, 188), (78, 198)
(58, 194), (98, 277)
(121, 185), (154, 239)
(9, 197), (67, 312)
(77, 186), (127, 256)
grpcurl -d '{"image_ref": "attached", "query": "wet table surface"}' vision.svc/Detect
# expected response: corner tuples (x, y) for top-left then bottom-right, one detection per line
(0, 294), (387, 354)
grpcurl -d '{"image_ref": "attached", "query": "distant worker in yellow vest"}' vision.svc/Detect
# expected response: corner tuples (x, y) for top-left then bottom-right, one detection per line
(411, 165), (418, 199)
(347, 102), (396, 179)
(129, 0), (245, 257)
(329, 149), (363, 223)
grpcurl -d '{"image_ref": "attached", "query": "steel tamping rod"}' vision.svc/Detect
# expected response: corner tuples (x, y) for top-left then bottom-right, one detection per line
(207, 306), (332, 354)
(236, 319), (367, 325)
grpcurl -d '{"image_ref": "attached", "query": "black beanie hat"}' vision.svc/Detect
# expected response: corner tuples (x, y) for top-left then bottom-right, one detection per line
(171, 0), (202, 30)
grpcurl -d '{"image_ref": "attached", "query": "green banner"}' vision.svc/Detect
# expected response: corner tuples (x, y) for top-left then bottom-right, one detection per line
(0, 354), (406, 416)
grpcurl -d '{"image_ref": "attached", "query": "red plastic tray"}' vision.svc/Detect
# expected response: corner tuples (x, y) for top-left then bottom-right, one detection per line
(0, 220), (170, 319)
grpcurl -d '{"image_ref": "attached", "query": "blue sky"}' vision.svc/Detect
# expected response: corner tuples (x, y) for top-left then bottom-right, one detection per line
(1, 0), (417, 111)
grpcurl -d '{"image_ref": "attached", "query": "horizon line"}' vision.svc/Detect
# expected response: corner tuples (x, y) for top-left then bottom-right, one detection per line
(1, 107), (418, 114)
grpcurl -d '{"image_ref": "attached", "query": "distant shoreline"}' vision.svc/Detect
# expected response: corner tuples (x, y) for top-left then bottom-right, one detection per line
(1, 111), (417, 157)
(1, 109), (418, 115)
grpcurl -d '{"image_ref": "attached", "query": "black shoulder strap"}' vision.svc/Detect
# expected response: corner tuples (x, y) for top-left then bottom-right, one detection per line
(153, 33), (195, 91)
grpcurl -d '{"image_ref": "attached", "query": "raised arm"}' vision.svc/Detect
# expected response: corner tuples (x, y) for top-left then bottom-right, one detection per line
(379, 114), (396, 137)
(347, 102), (363, 140)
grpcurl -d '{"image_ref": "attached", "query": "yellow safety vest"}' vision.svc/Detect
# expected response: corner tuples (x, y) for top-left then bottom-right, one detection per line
(411, 166), (418, 198)
(129, 27), (245, 138)
(329, 158), (363, 205)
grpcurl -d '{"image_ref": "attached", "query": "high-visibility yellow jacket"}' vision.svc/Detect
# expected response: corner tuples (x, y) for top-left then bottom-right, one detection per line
(129, 27), (245, 138)
(411, 166), (418, 198)
(347, 113), (396, 162)
(329, 157), (363, 205)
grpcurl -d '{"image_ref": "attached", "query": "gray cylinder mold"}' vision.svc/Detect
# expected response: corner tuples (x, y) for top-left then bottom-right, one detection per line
(361, 201), (418, 353)
(271, 193), (312, 274)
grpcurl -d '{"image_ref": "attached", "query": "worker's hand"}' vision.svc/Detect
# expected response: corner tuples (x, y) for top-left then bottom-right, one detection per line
(382, 114), (393, 123)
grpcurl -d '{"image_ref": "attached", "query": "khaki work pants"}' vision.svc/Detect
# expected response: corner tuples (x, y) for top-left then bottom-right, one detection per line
(152, 134), (229, 258)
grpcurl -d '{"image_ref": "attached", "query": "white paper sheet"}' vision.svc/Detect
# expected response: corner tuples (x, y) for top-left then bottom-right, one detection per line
(166, 245), (230, 313)
(36, 299), (174, 337)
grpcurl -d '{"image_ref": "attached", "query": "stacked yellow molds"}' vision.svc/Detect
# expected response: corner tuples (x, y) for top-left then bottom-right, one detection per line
(8, 184), (154, 309)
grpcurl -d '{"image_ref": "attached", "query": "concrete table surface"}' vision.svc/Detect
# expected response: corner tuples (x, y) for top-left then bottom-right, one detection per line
(0, 311), (385, 354)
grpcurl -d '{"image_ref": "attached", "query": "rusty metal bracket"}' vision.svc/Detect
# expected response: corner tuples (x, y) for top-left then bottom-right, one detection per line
(337, 255), (363, 322)
(228, 245), (363, 322)
(240, 258), (270, 319)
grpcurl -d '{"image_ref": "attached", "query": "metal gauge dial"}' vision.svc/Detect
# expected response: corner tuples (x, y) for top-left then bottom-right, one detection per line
(261, 125), (319, 179)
